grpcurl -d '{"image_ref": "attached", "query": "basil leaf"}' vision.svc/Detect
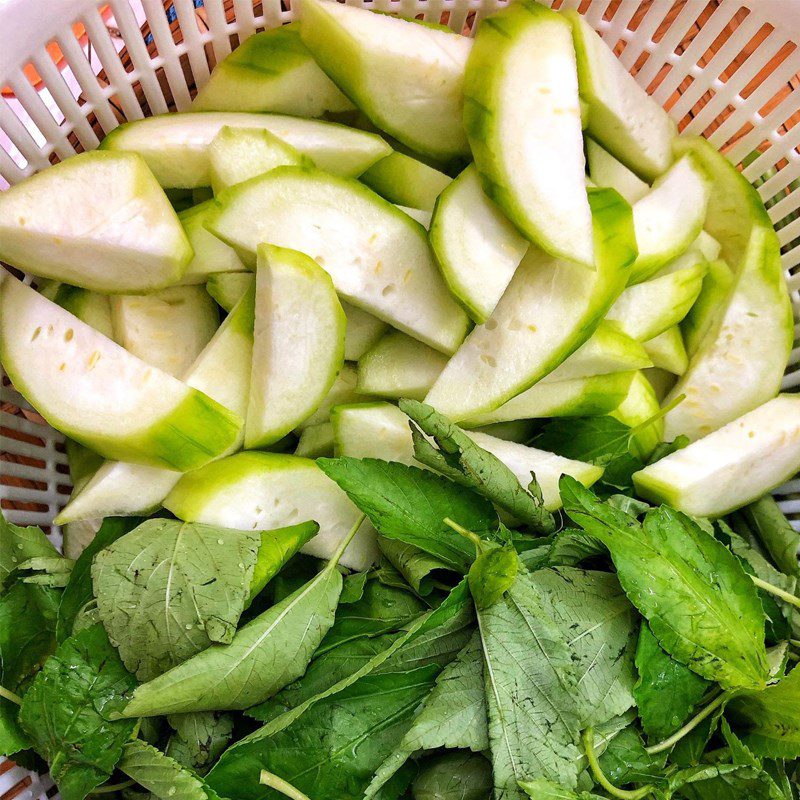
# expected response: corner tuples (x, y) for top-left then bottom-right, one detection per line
(411, 752), (492, 800)
(634, 622), (710, 742)
(248, 522), (319, 604)
(561, 476), (769, 690)
(92, 518), (262, 681)
(18, 624), (137, 800)
(317, 457), (498, 571)
(0, 513), (60, 591)
(533, 567), (638, 727)
(165, 712), (234, 775)
(596, 726), (667, 788)
(377, 536), (457, 596)
(399, 399), (556, 532)
(518, 778), (604, 800)
(56, 517), (143, 644)
(468, 546), (518, 610)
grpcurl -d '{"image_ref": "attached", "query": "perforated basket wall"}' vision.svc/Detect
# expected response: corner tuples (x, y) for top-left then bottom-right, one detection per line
(1, 0), (800, 794)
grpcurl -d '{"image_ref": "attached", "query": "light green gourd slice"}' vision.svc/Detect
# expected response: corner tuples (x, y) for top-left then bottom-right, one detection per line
(246, 245), (346, 448)
(429, 164), (529, 324)
(208, 125), (311, 193)
(206, 272), (253, 312)
(179, 201), (246, 284)
(567, 10), (675, 181)
(464, 1), (594, 266)
(586, 138), (650, 204)
(0, 151), (191, 293)
(100, 112), (391, 187)
(48, 284), (116, 341)
(55, 289), (255, 524)
(635, 394), (800, 517)
(294, 423), (335, 459)
(681, 259), (734, 358)
(340, 301), (388, 361)
(164, 451), (378, 571)
(297, 363), (363, 430)
(0, 273), (241, 471)
(299, 0), (471, 160)
(359, 152), (451, 211)
(207, 165), (470, 354)
(643, 327), (688, 376)
(424, 187), (636, 422)
(609, 371), (662, 457)
(192, 23), (353, 116)
(110, 286), (219, 378)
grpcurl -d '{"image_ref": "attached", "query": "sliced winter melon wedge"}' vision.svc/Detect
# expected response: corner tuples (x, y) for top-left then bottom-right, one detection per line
(0, 273), (241, 471)
(586, 138), (650, 204)
(424, 187), (636, 421)
(609, 371), (662, 457)
(164, 451), (378, 571)
(246, 245), (346, 448)
(49, 284), (115, 341)
(332, 401), (602, 510)
(299, 0), (471, 160)
(634, 394), (800, 517)
(0, 151), (191, 293)
(295, 423), (335, 459)
(179, 201), (246, 284)
(465, 1), (593, 266)
(55, 289), (255, 524)
(429, 164), (529, 324)
(359, 152), (451, 211)
(208, 125), (311, 193)
(299, 363), (363, 430)
(192, 23), (354, 117)
(110, 286), (219, 378)
(100, 112), (391, 187)
(207, 165), (470, 354)
(643, 327), (688, 376)
(567, 10), (675, 181)
(341, 301), (388, 361)
(681, 259), (734, 358)
(206, 273), (253, 312)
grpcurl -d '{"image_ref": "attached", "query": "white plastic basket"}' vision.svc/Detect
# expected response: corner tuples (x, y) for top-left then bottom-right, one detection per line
(1, 0), (800, 793)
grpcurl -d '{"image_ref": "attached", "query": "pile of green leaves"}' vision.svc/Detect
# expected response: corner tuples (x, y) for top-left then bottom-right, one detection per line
(2, 403), (800, 800)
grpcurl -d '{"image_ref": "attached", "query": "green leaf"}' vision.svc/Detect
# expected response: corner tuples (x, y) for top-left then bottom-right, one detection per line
(365, 633), (488, 798)
(518, 778), (604, 800)
(123, 540), (348, 716)
(18, 624), (137, 800)
(734, 496), (800, 578)
(317, 457), (498, 572)
(672, 763), (787, 800)
(560, 476), (769, 690)
(119, 739), (219, 800)
(377, 536), (457, 596)
(0, 582), (57, 755)
(728, 665), (800, 758)
(56, 517), (143, 643)
(248, 522), (320, 604)
(165, 712), (234, 776)
(547, 530), (606, 567)
(340, 571), (369, 604)
(468, 547), (517, 610)
(477, 571), (581, 796)
(634, 622), (710, 742)
(92, 518), (262, 681)
(596, 726), (668, 788)
(399, 399), (556, 532)
(411, 752), (492, 800)
(533, 567), (638, 727)
(0, 512), (60, 591)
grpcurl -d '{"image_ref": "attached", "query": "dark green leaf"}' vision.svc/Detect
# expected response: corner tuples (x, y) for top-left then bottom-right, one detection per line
(634, 623), (710, 742)
(0, 513), (60, 591)
(400, 399), (556, 532)
(675, 763), (787, 800)
(547, 530), (606, 567)
(317, 457), (498, 572)
(378, 536), (457, 596)
(735, 496), (800, 578)
(561, 477), (769, 690)
(56, 517), (143, 644)
(166, 712), (234, 775)
(597, 726), (668, 788)
(411, 752), (492, 800)
(468, 547), (517, 610)
(518, 778), (604, 800)
(340, 571), (369, 604)
(18, 624), (137, 800)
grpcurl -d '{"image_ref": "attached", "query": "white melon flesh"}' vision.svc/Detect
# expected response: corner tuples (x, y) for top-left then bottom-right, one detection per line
(300, 0), (471, 160)
(0, 152), (191, 293)
(207, 166), (470, 354)
(681, 259), (734, 358)
(110, 286), (219, 378)
(295, 423), (335, 459)
(429, 165), (529, 323)
(465, 1), (593, 266)
(424, 188), (636, 421)
(634, 394), (800, 517)
(100, 112), (391, 187)
(606, 261), (706, 342)
(208, 125), (310, 193)
(55, 289), (255, 524)
(463, 372), (636, 428)
(627, 154), (712, 284)
(341, 301), (388, 361)
(179, 201), (246, 284)
(164, 451), (379, 571)
(246, 245), (346, 448)
(50, 285), (115, 341)
(568, 11), (675, 181)
(299, 363), (363, 430)
(586, 139), (650, 204)
(0, 274), (241, 471)
(192, 23), (353, 117)
(357, 331), (448, 401)
(206, 273), (253, 312)
(331, 401), (602, 510)
(643, 327), (688, 376)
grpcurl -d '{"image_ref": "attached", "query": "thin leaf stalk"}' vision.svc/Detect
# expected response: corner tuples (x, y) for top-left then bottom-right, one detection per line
(750, 575), (800, 609)
(260, 770), (312, 800)
(644, 689), (727, 755)
(0, 684), (22, 706)
(443, 517), (484, 555)
(582, 727), (654, 800)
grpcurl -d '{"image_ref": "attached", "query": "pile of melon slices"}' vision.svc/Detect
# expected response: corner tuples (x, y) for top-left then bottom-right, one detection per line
(0, 0), (795, 567)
